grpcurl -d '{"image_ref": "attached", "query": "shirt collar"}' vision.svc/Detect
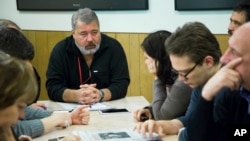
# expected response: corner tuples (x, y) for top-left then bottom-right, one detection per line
(240, 86), (250, 115)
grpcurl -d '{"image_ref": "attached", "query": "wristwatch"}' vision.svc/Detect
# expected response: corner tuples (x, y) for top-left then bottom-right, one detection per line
(99, 89), (105, 102)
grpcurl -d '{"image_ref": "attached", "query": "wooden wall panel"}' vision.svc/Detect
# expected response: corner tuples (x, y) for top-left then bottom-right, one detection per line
(128, 34), (141, 97)
(216, 34), (229, 53)
(138, 34), (154, 102)
(33, 31), (48, 100)
(22, 30), (228, 103)
(116, 33), (131, 95)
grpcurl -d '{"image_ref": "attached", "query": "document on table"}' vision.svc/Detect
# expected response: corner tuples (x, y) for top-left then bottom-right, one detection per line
(73, 128), (161, 141)
(56, 102), (114, 111)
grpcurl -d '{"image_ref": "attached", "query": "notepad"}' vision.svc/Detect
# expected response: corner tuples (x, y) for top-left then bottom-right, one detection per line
(56, 102), (114, 111)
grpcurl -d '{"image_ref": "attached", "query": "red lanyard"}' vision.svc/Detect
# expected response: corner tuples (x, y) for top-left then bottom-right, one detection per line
(77, 57), (91, 85)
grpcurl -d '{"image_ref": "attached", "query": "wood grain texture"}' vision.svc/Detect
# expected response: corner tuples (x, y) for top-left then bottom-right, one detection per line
(22, 30), (228, 103)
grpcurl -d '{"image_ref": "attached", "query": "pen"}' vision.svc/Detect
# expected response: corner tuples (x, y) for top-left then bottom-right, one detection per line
(83, 103), (92, 109)
(41, 105), (47, 110)
(48, 136), (64, 141)
(53, 109), (73, 113)
(57, 136), (65, 141)
(65, 120), (71, 135)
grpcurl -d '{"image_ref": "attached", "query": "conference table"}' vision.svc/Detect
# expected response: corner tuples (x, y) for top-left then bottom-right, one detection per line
(33, 96), (178, 141)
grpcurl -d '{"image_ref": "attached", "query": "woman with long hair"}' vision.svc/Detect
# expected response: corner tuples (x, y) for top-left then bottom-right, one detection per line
(133, 30), (192, 121)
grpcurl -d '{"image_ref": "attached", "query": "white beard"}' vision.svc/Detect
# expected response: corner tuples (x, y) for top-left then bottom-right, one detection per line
(75, 41), (100, 55)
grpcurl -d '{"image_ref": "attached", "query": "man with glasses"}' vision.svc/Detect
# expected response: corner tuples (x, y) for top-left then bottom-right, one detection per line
(134, 22), (222, 140)
(171, 58), (204, 79)
(186, 23), (250, 141)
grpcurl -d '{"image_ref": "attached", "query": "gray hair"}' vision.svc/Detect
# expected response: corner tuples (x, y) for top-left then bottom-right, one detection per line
(71, 8), (99, 30)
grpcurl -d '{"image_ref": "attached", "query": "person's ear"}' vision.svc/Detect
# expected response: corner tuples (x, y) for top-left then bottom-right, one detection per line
(203, 55), (214, 67)
(71, 30), (75, 35)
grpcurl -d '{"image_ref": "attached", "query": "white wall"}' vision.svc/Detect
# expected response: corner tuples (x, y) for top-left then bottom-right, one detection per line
(0, 0), (231, 34)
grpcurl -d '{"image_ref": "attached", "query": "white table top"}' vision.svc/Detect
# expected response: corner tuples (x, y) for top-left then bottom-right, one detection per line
(33, 96), (177, 141)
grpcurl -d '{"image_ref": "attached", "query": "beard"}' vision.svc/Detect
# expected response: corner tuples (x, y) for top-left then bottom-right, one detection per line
(75, 41), (100, 55)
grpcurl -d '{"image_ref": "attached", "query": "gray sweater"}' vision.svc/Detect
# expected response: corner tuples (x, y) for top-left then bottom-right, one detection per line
(148, 79), (192, 120)
(12, 106), (53, 138)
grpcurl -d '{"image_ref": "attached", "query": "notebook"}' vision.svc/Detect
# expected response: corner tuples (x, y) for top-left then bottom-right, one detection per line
(55, 102), (114, 111)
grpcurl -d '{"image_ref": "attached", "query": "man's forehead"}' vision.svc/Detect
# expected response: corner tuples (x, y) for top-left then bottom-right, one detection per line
(230, 23), (250, 53)
(231, 11), (247, 24)
(170, 55), (193, 68)
(170, 55), (192, 62)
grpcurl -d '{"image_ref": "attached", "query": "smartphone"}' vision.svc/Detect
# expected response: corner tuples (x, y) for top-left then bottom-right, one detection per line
(99, 108), (129, 114)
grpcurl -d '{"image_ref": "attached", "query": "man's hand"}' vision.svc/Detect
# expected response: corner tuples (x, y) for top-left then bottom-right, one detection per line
(202, 58), (242, 101)
(76, 84), (100, 104)
(50, 111), (72, 128)
(133, 119), (166, 139)
(80, 84), (96, 89)
(71, 105), (90, 125)
(133, 108), (152, 121)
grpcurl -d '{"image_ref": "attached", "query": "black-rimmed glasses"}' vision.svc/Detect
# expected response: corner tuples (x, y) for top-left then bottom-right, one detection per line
(172, 59), (203, 78)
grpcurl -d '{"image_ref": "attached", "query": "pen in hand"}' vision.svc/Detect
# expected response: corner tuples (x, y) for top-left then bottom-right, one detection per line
(30, 103), (47, 110)
(41, 105), (47, 110)
(65, 120), (71, 135)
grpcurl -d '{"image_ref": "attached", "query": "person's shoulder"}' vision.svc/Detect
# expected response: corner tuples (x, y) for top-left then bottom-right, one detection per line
(101, 33), (121, 46)
(52, 36), (75, 53)
(215, 87), (239, 100)
(56, 35), (73, 45)
(101, 33), (117, 40)
(173, 79), (185, 86)
(173, 79), (192, 90)
(54, 35), (73, 49)
(191, 86), (203, 98)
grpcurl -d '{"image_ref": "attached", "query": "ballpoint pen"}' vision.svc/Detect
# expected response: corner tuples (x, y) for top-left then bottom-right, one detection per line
(47, 136), (64, 141)
(41, 105), (47, 110)
(65, 120), (71, 135)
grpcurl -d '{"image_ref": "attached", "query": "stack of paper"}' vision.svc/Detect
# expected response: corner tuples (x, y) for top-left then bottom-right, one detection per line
(56, 102), (114, 111)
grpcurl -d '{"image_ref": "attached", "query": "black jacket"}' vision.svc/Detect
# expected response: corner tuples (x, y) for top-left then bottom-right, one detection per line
(46, 33), (130, 102)
(186, 88), (250, 141)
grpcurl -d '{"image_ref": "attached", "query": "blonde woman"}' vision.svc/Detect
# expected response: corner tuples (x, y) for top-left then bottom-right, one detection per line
(0, 50), (37, 141)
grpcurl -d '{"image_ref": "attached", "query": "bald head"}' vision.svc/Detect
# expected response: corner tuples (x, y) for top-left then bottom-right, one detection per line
(221, 22), (250, 90)
(231, 22), (250, 52)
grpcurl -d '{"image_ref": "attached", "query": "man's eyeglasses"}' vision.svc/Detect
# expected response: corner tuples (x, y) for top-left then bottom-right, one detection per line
(172, 59), (203, 78)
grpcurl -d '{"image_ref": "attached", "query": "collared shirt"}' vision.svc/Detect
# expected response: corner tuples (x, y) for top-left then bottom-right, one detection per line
(240, 86), (250, 115)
